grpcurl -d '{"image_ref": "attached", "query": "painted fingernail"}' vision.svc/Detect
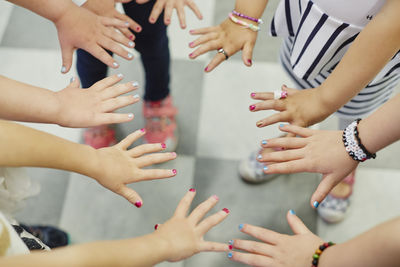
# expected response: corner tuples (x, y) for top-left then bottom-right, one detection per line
(128, 53), (133, 59)
(129, 35), (134, 40)
(132, 81), (139, 87)
(125, 21), (130, 26)
(128, 41), (134, 47)
(136, 26), (141, 31)
(251, 92), (256, 97)
(161, 143), (166, 149)
(289, 209), (296, 215)
(249, 105), (256, 111)
(133, 94), (139, 99)
(229, 245), (233, 250)
(134, 201), (142, 208)
(238, 224), (244, 230)
(117, 73), (123, 78)
(204, 67), (209, 72)
(150, 17), (155, 22)
(247, 59), (252, 65)
(128, 113), (134, 118)
(154, 224), (159, 230)
(189, 29), (194, 34)
(61, 66), (66, 73)
(257, 154), (262, 160)
(212, 195), (219, 200)
(228, 240), (234, 245)
(189, 42), (194, 47)
(172, 169), (177, 175)
(256, 121), (263, 127)
(313, 201), (319, 208)
(113, 62), (119, 68)
(70, 77), (75, 83)
(189, 53), (194, 57)
(222, 208), (230, 214)
(140, 128), (146, 132)
(171, 152), (177, 157)
(228, 252), (233, 258)
(279, 124), (285, 128)
(263, 166), (268, 171)
(261, 140), (267, 145)
(189, 188), (196, 192)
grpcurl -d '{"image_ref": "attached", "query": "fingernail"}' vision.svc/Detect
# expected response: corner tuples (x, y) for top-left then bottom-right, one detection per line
(172, 169), (177, 175)
(171, 152), (177, 157)
(134, 201), (142, 208)
(279, 124), (285, 128)
(263, 166), (268, 171)
(132, 81), (139, 87)
(256, 121), (263, 127)
(229, 245), (233, 250)
(238, 224), (244, 231)
(154, 224), (159, 230)
(133, 94), (139, 99)
(128, 41), (134, 47)
(261, 140), (267, 145)
(150, 17), (155, 22)
(128, 113), (134, 118)
(313, 201), (319, 208)
(247, 59), (252, 65)
(125, 21), (130, 26)
(228, 240), (234, 245)
(117, 73), (123, 78)
(189, 42), (194, 47)
(204, 67), (209, 72)
(129, 35), (134, 40)
(189, 29), (194, 34)
(212, 195), (219, 200)
(249, 105), (256, 111)
(140, 128), (146, 132)
(257, 154), (262, 160)
(283, 84), (287, 88)
(161, 143), (166, 149)
(222, 208), (230, 214)
(136, 26), (141, 31)
(70, 77), (75, 83)
(189, 188), (196, 192)
(61, 66), (66, 73)
(289, 209), (296, 215)
(228, 252), (233, 258)
(251, 93), (256, 97)
(128, 53), (133, 59)
(113, 62), (119, 68)
(189, 53), (194, 57)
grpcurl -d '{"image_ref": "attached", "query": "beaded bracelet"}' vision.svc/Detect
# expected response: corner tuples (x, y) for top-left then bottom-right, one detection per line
(232, 10), (264, 24)
(342, 119), (376, 162)
(311, 242), (335, 267)
(228, 12), (260, 32)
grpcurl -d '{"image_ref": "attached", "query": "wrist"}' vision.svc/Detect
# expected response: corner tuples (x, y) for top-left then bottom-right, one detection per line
(316, 85), (342, 116)
(146, 232), (171, 263)
(52, 1), (80, 25)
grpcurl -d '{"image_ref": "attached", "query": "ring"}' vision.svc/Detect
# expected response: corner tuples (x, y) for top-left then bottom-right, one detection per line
(218, 48), (229, 60)
(274, 90), (288, 100)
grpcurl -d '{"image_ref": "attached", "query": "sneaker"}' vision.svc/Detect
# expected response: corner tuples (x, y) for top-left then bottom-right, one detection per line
(143, 95), (178, 152)
(238, 148), (280, 184)
(83, 125), (117, 149)
(19, 224), (69, 249)
(318, 171), (355, 223)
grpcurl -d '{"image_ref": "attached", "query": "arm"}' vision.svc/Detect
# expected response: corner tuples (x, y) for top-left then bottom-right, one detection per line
(229, 211), (400, 267)
(189, 0), (268, 71)
(0, 120), (177, 205)
(0, 74), (139, 127)
(0, 190), (230, 266)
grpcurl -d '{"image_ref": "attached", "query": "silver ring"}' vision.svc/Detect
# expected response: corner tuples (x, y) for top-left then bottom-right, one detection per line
(218, 48), (229, 60)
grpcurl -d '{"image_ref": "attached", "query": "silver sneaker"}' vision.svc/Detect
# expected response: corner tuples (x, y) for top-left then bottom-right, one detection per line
(239, 150), (279, 183)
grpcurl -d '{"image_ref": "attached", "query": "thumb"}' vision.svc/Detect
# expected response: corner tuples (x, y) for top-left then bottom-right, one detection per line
(286, 210), (311, 235)
(68, 76), (81, 88)
(242, 42), (255, 67)
(60, 43), (74, 74)
(310, 173), (339, 209)
(117, 185), (143, 208)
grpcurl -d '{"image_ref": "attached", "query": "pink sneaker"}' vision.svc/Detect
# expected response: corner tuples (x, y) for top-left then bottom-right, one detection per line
(83, 125), (117, 149)
(142, 95), (178, 151)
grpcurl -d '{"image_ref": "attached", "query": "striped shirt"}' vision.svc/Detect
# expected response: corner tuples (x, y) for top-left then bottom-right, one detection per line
(270, 0), (400, 119)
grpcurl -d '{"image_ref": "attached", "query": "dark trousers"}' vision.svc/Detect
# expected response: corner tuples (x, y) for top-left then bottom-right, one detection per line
(76, 0), (170, 101)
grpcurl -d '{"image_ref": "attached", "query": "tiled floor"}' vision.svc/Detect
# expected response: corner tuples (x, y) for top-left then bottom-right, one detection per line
(1, 1), (399, 267)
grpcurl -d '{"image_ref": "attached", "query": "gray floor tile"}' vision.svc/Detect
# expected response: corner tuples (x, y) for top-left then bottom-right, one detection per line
(185, 157), (319, 267)
(1, 5), (59, 49)
(14, 168), (70, 226)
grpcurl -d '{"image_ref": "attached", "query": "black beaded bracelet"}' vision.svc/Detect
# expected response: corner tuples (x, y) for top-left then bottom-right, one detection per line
(311, 242), (335, 267)
(342, 119), (376, 162)
(353, 119), (376, 160)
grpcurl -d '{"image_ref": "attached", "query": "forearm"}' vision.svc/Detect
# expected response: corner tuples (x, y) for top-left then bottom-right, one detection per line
(0, 233), (170, 267)
(234, 0), (269, 19)
(0, 76), (61, 124)
(320, 217), (400, 267)
(319, 0), (400, 112)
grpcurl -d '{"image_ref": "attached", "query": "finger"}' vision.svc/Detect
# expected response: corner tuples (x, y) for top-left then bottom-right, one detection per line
(199, 241), (229, 252)
(97, 112), (135, 125)
(261, 137), (306, 150)
(163, 2), (174, 26)
(99, 36), (134, 60)
(256, 113), (288, 128)
(101, 95), (139, 113)
(149, 0), (165, 24)
(190, 40), (221, 59)
(242, 42), (255, 67)
(286, 210), (311, 235)
(116, 129), (145, 150)
(239, 224), (280, 245)
(134, 168), (177, 181)
(231, 239), (275, 257)
(189, 26), (218, 35)
(128, 143), (169, 158)
(116, 12), (142, 33)
(250, 92), (274, 101)
(189, 195), (219, 224)
(60, 43), (74, 74)
(135, 0), (150, 3)
(68, 76), (81, 88)
(91, 73), (124, 90)
(197, 208), (230, 235)
(116, 0), (134, 2)
(116, 185), (143, 207)
(135, 152), (177, 168)
(249, 100), (285, 112)
(282, 84), (299, 96)
(279, 124), (315, 138)
(86, 44), (118, 69)
(310, 173), (343, 209)
(259, 149), (304, 163)
(174, 188), (197, 218)
(189, 32), (218, 49)
(187, 1), (203, 20)
(204, 53), (225, 72)
(228, 251), (274, 266)
(102, 81), (139, 99)
(264, 159), (308, 175)
(176, 4), (186, 29)
(118, 27), (136, 41)
(100, 16), (130, 28)
(104, 27), (135, 51)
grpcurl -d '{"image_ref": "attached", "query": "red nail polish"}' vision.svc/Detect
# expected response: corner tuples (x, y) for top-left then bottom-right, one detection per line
(172, 169), (177, 175)
(189, 188), (196, 192)
(134, 201), (142, 208)
(154, 224), (159, 230)
(251, 93), (256, 98)
(229, 245), (233, 250)
(204, 67), (209, 72)
(140, 128), (145, 132)
(129, 35), (134, 40)
(249, 105), (256, 111)
(161, 143), (166, 149)
(136, 27), (141, 31)
(247, 59), (252, 64)
(222, 208), (230, 214)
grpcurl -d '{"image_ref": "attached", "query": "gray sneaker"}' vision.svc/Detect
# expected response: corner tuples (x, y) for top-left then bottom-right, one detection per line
(239, 150), (279, 183)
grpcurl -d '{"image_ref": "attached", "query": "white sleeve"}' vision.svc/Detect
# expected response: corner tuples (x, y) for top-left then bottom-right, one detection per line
(72, 0), (87, 6)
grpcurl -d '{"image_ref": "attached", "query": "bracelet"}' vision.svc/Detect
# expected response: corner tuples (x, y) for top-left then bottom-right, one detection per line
(228, 12), (260, 32)
(311, 242), (335, 267)
(232, 10), (264, 24)
(342, 119), (376, 162)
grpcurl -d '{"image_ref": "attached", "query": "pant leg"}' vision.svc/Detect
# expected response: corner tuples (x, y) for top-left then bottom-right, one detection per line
(123, 0), (170, 101)
(76, 49), (111, 88)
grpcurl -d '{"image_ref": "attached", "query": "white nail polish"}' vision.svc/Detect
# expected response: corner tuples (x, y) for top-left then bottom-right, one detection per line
(61, 66), (66, 73)
(132, 81), (139, 87)
(128, 113), (134, 118)
(128, 41), (134, 47)
(128, 53), (133, 59)
(113, 62), (119, 68)
(133, 94), (139, 99)
(117, 73), (123, 78)
(70, 77), (75, 83)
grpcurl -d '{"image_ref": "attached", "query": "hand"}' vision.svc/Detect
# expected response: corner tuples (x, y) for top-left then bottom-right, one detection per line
(136, 0), (202, 29)
(154, 189), (230, 261)
(54, 4), (133, 73)
(259, 124), (358, 207)
(92, 129), (178, 206)
(82, 0), (142, 40)
(229, 211), (323, 267)
(54, 74), (139, 128)
(250, 85), (333, 129)
(189, 18), (257, 72)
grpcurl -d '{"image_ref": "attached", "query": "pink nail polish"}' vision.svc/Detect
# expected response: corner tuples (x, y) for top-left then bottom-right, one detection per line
(251, 93), (256, 98)
(189, 188), (196, 192)
(189, 53), (194, 57)
(249, 105), (256, 111)
(247, 59), (252, 64)
(212, 195), (219, 200)
(172, 169), (177, 175)
(229, 245), (233, 250)
(189, 29), (194, 34)
(140, 128), (146, 133)
(189, 42), (194, 47)
(154, 224), (159, 230)
(171, 152), (177, 157)
(161, 143), (166, 149)
(204, 67), (209, 72)
(222, 208), (230, 214)
(134, 201), (142, 208)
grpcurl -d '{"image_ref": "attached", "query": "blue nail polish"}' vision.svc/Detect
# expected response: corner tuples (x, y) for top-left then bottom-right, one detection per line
(261, 140), (267, 145)
(128, 113), (134, 118)
(128, 53), (133, 59)
(289, 209), (296, 215)
(61, 66), (66, 73)
(228, 252), (233, 258)
(113, 62), (119, 68)
(313, 201), (319, 208)
(257, 154), (262, 160)
(238, 224), (244, 231)
(263, 166), (268, 171)
(70, 77), (75, 83)
(228, 240), (234, 245)
(117, 73), (123, 78)
(279, 124), (285, 128)
(133, 94), (139, 99)
(132, 81), (139, 87)
(128, 41), (134, 47)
